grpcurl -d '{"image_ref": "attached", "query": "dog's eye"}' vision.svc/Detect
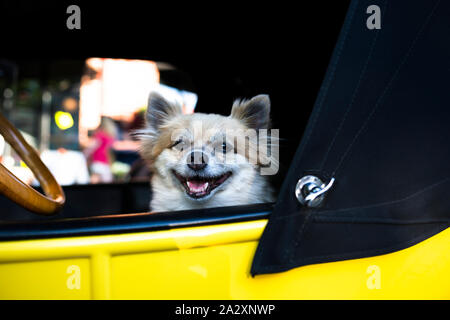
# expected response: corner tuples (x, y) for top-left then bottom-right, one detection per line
(211, 140), (233, 155)
(171, 139), (183, 149)
(222, 142), (231, 154)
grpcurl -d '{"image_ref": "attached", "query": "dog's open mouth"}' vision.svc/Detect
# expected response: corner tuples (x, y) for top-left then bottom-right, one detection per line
(172, 170), (232, 199)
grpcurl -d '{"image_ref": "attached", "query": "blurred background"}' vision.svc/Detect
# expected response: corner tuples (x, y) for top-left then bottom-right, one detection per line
(0, 58), (198, 187)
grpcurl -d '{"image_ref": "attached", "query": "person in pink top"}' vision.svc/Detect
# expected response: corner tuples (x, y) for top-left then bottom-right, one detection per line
(85, 117), (117, 183)
(91, 129), (114, 164)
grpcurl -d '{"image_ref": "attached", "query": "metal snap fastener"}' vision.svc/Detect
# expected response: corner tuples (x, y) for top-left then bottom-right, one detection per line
(295, 175), (335, 207)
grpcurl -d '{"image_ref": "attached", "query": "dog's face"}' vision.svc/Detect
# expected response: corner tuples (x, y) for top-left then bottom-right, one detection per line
(138, 93), (273, 209)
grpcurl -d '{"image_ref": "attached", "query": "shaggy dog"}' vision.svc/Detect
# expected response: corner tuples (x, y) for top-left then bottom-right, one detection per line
(137, 93), (277, 212)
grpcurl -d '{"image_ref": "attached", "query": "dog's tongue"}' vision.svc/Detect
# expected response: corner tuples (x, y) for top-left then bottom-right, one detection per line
(187, 180), (209, 193)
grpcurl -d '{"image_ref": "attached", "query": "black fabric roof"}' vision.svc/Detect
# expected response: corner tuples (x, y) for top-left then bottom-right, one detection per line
(251, 0), (450, 275)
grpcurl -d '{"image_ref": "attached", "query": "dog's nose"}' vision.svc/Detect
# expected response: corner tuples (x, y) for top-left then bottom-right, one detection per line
(187, 151), (208, 171)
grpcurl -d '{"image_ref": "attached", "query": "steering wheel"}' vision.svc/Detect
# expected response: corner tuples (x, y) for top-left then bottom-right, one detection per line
(0, 113), (65, 215)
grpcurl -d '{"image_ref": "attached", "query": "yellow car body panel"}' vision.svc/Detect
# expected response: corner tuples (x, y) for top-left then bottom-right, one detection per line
(0, 220), (448, 299)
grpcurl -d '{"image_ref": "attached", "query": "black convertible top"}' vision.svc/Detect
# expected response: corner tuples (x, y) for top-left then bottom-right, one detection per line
(251, 0), (450, 275)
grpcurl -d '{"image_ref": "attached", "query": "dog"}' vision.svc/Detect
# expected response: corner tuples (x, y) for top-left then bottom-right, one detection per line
(137, 92), (277, 212)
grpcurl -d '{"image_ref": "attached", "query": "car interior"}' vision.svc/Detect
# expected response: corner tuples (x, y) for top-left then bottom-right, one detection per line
(0, 51), (341, 229)
(0, 59), (283, 224)
(0, 2), (348, 232)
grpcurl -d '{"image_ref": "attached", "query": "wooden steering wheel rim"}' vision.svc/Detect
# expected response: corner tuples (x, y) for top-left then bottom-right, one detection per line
(0, 113), (65, 215)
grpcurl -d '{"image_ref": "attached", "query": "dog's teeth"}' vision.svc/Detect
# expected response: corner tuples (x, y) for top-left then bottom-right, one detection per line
(187, 181), (209, 193)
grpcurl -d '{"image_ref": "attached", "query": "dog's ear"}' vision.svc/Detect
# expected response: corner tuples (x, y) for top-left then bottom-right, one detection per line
(230, 94), (271, 129)
(146, 92), (182, 131)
